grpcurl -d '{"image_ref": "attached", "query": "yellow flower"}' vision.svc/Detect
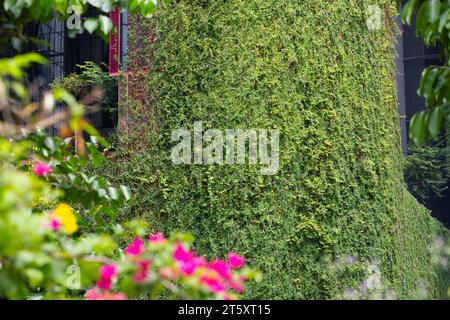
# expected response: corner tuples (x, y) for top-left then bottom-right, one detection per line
(53, 203), (78, 235)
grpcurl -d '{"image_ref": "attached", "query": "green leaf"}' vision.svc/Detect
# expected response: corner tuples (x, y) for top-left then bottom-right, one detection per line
(87, 144), (104, 167)
(52, 0), (68, 15)
(14, 53), (47, 66)
(108, 187), (119, 200)
(4, 0), (15, 11)
(402, 0), (418, 25)
(433, 68), (449, 96)
(87, 0), (101, 8)
(98, 15), (113, 38)
(129, 0), (139, 14)
(100, 0), (113, 13)
(88, 0), (113, 13)
(102, 206), (116, 218)
(421, 67), (439, 98)
(53, 88), (77, 106)
(5, 0), (25, 17)
(427, 106), (443, 138)
(11, 37), (24, 51)
(417, 67), (431, 96)
(139, 0), (155, 18)
(38, 0), (52, 19)
(416, 2), (429, 36)
(11, 82), (26, 99)
(120, 185), (131, 201)
(409, 111), (429, 145)
(44, 137), (56, 153)
(425, 0), (441, 23)
(438, 7), (450, 32)
(24, 269), (44, 288)
(84, 19), (98, 34)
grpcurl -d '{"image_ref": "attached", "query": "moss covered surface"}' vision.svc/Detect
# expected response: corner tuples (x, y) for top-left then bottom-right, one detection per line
(109, 0), (449, 298)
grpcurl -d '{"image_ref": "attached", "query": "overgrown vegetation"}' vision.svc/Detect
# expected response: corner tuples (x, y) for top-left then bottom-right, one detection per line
(51, 62), (118, 114)
(50, 61), (119, 137)
(1, 0), (449, 300)
(0, 0), (260, 300)
(107, 0), (450, 299)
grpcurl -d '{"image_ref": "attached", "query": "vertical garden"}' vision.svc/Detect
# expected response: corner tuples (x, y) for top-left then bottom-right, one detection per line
(107, 0), (450, 299)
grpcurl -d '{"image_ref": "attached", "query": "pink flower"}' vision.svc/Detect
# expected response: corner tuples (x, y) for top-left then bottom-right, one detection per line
(173, 243), (191, 262)
(209, 259), (231, 280)
(173, 244), (206, 276)
(201, 274), (226, 293)
(96, 276), (112, 290)
(100, 264), (116, 278)
(227, 252), (245, 269)
(193, 256), (207, 268)
(49, 218), (61, 231)
(43, 216), (61, 231)
(85, 288), (127, 300)
(133, 260), (151, 283)
(148, 232), (166, 244)
(125, 237), (145, 256)
(34, 161), (52, 177)
(96, 264), (117, 290)
(180, 256), (206, 276)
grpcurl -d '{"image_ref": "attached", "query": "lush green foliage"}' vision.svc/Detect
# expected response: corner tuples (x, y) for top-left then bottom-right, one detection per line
(0, 1), (260, 300)
(51, 61), (118, 113)
(2, 0), (449, 300)
(109, 0), (450, 299)
(0, 136), (258, 299)
(0, 56), (258, 300)
(400, 0), (450, 144)
(1, 0), (164, 49)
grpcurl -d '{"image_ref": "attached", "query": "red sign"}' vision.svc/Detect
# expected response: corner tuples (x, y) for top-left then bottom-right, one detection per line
(109, 7), (120, 76)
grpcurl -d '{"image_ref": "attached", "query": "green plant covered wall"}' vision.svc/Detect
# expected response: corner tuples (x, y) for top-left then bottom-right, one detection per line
(109, 0), (449, 298)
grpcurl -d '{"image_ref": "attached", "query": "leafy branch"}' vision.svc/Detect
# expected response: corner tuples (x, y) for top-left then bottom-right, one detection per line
(399, 0), (450, 144)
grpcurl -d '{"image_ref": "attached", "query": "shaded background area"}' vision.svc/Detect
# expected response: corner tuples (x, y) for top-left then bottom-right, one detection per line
(23, 9), (113, 138)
